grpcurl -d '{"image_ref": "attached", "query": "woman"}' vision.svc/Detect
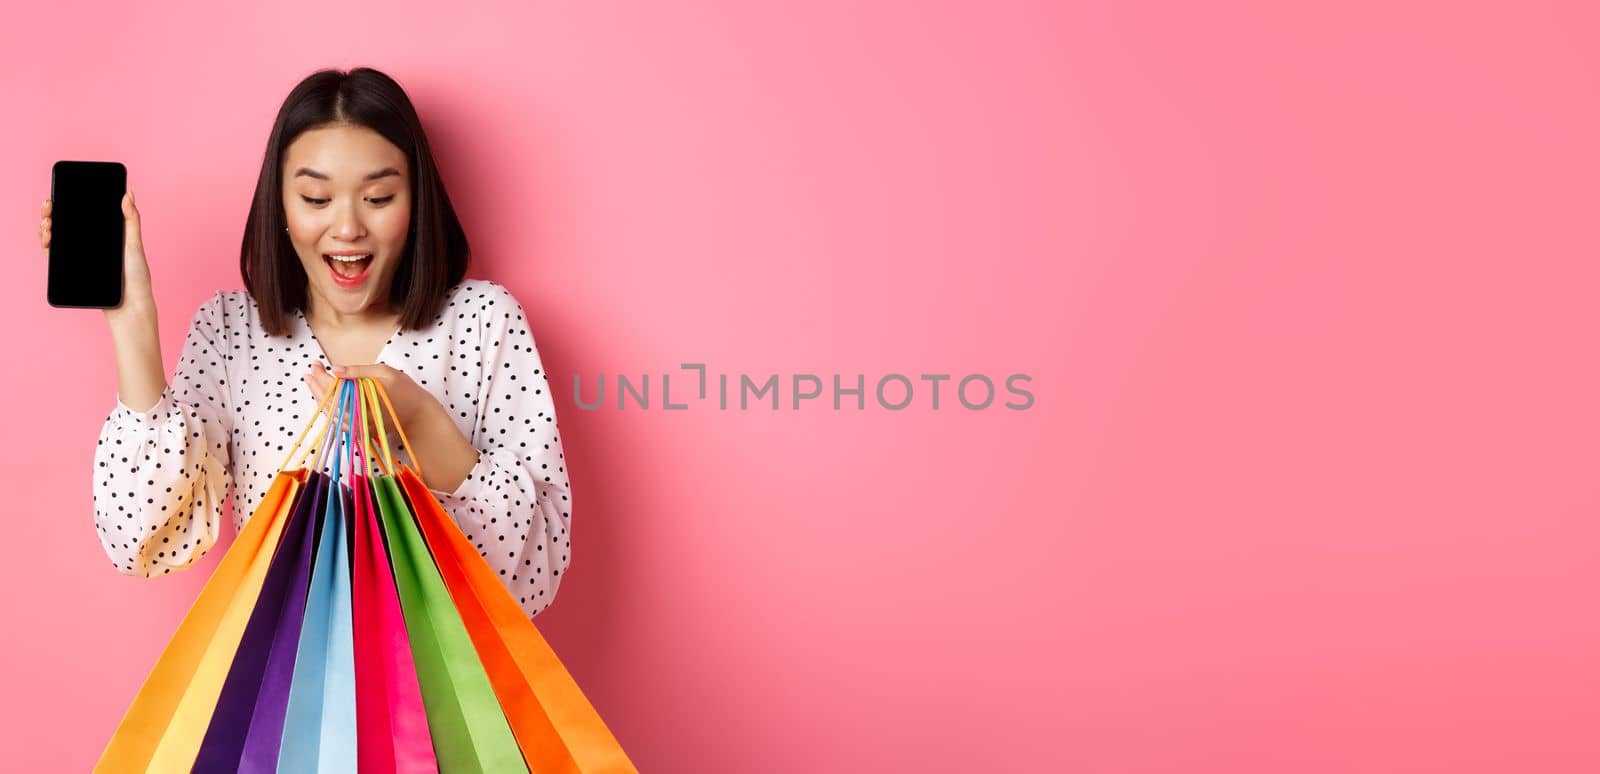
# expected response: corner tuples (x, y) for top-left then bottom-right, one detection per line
(37, 67), (572, 620)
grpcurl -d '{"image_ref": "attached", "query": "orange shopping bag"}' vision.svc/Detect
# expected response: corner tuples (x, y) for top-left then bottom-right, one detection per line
(95, 386), (343, 772)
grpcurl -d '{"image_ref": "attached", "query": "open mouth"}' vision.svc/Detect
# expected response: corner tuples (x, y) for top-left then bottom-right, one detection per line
(323, 253), (374, 285)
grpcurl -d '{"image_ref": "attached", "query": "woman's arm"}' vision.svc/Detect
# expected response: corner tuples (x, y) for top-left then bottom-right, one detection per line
(404, 400), (480, 494)
(93, 292), (236, 576)
(108, 301), (166, 412)
(430, 282), (574, 619)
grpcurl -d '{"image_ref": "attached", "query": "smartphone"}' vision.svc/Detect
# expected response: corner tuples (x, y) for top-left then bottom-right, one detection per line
(47, 160), (127, 309)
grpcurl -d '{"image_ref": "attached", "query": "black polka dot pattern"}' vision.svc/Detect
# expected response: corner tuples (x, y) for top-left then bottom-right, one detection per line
(91, 279), (573, 620)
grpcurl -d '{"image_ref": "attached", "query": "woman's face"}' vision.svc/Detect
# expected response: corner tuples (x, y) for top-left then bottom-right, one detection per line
(281, 123), (411, 321)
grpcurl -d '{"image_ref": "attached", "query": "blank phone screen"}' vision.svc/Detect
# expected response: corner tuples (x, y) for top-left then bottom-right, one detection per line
(48, 161), (126, 309)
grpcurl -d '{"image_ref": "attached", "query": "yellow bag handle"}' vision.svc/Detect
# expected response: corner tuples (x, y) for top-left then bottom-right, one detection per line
(358, 377), (424, 482)
(280, 379), (344, 472)
(359, 378), (394, 475)
(351, 376), (380, 478)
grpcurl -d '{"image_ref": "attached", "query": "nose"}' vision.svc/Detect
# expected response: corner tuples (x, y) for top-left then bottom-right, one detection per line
(330, 199), (366, 240)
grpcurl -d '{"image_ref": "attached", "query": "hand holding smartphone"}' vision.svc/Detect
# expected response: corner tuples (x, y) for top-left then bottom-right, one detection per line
(39, 161), (168, 411)
(43, 160), (156, 313)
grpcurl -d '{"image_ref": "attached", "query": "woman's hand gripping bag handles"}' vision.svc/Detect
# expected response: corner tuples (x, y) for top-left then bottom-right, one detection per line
(93, 385), (345, 773)
(367, 379), (639, 773)
(357, 377), (527, 773)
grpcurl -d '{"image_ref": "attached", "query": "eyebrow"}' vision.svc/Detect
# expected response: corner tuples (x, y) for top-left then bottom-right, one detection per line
(292, 166), (401, 182)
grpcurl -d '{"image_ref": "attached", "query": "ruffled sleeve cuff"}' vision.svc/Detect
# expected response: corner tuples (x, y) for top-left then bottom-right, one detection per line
(109, 385), (178, 430)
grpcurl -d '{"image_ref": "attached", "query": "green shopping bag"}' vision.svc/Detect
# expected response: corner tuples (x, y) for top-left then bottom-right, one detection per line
(362, 380), (526, 773)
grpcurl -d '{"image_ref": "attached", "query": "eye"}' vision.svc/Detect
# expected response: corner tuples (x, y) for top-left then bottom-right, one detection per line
(301, 195), (329, 206)
(367, 195), (396, 205)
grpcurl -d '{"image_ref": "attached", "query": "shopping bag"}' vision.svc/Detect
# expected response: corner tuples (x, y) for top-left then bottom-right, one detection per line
(238, 385), (353, 772)
(368, 380), (639, 773)
(359, 380), (527, 773)
(351, 382), (440, 772)
(276, 380), (361, 772)
(202, 389), (357, 772)
(94, 386), (342, 773)
(191, 469), (325, 773)
(101, 374), (638, 773)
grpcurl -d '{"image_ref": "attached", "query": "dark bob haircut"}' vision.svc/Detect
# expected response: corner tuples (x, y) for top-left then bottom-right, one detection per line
(240, 67), (469, 337)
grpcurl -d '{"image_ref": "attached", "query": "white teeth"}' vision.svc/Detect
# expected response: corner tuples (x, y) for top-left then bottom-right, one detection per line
(325, 253), (372, 279)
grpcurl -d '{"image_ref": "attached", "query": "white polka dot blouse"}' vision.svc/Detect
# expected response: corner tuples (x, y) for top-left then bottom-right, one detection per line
(92, 278), (572, 620)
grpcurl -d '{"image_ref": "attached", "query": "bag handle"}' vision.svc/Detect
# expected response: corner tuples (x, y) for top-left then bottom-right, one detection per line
(327, 379), (357, 488)
(279, 381), (344, 473)
(306, 381), (351, 473)
(351, 376), (373, 477)
(358, 378), (394, 476)
(372, 378), (421, 480)
(289, 376), (420, 480)
(354, 377), (387, 478)
(358, 377), (424, 482)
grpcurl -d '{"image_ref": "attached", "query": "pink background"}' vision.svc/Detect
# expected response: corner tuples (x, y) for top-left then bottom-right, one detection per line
(3, 0), (1599, 771)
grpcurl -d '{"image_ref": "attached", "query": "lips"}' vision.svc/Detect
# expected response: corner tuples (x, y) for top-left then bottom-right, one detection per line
(323, 253), (373, 287)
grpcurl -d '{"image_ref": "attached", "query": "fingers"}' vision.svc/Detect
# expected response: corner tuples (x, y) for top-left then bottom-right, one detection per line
(307, 368), (371, 418)
(39, 199), (51, 253)
(306, 366), (395, 431)
(122, 191), (143, 255)
(326, 362), (396, 381)
(307, 367), (364, 400)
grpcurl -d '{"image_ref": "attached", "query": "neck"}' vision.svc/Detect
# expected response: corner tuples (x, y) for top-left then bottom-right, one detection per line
(305, 294), (398, 331)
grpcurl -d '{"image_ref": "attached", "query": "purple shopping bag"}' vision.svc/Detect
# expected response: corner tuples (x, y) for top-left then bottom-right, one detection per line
(190, 471), (327, 772)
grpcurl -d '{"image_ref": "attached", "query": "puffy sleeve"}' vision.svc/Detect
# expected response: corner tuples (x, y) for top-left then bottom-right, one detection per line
(430, 282), (574, 619)
(92, 291), (235, 577)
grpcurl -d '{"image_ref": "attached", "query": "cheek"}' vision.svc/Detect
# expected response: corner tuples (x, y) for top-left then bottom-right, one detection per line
(375, 205), (412, 251)
(283, 209), (322, 244)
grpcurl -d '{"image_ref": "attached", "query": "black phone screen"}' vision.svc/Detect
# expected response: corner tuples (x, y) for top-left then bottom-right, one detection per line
(48, 160), (126, 309)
